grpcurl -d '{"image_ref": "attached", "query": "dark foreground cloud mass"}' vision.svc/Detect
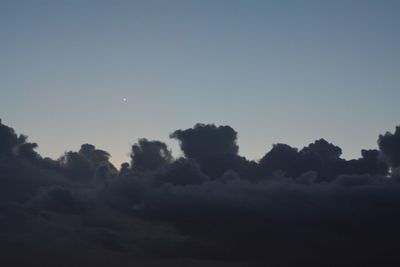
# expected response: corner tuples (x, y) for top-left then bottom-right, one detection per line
(1, 119), (400, 266)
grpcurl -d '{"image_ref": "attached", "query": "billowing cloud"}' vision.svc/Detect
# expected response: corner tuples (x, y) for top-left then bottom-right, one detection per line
(130, 138), (173, 172)
(58, 144), (117, 182)
(170, 123), (258, 179)
(379, 126), (400, 168)
(259, 139), (388, 180)
(1, 119), (400, 266)
(170, 123), (239, 161)
(0, 119), (25, 154)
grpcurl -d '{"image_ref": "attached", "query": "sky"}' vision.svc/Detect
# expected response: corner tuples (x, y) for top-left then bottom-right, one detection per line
(1, 0), (399, 166)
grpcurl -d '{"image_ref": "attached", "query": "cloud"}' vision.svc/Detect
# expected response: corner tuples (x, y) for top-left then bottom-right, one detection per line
(153, 158), (209, 186)
(259, 143), (304, 177)
(130, 172), (400, 264)
(1, 118), (400, 265)
(301, 138), (342, 160)
(259, 139), (388, 180)
(58, 144), (117, 182)
(170, 123), (259, 179)
(170, 123), (239, 161)
(379, 126), (400, 168)
(0, 119), (25, 154)
(130, 138), (173, 172)
(30, 186), (91, 214)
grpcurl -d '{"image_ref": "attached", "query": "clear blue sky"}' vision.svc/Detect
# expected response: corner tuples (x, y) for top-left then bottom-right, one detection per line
(1, 0), (399, 166)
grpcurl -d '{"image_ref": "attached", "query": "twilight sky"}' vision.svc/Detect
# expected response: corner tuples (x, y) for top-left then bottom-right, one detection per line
(1, 0), (399, 166)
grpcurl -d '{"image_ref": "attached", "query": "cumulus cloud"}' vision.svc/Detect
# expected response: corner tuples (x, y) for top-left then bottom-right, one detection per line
(30, 186), (90, 214)
(170, 123), (239, 160)
(130, 172), (400, 264)
(259, 139), (388, 180)
(259, 143), (304, 177)
(170, 123), (258, 179)
(0, 119), (25, 154)
(1, 119), (400, 266)
(58, 144), (117, 182)
(130, 138), (173, 172)
(379, 126), (400, 168)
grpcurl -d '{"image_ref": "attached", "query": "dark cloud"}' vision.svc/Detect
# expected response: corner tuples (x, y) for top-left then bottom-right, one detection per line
(131, 173), (400, 264)
(16, 142), (40, 161)
(31, 186), (90, 214)
(259, 143), (304, 177)
(80, 144), (111, 163)
(379, 126), (400, 168)
(153, 158), (209, 186)
(338, 149), (389, 176)
(170, 123), (239, 178)
(170, 124), (259, 179)
(259, 139), (388, 180)
(58, 144), (117, 182)
(1, 119), (400, 266)
(170, 123), (239, 161)
(0, 119), (25, 154)
(130, 138), (173, 172)
(58, 151), (95, 181)
(301, 138), (342, 160)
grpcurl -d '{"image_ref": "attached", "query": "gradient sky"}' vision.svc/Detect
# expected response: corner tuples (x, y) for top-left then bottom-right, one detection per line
(1, 0), (399, 166)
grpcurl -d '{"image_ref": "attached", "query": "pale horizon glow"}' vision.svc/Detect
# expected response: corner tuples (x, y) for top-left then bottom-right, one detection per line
(0, 0), (399, 167)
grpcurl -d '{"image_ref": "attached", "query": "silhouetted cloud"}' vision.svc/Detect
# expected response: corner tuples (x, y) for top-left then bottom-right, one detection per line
(170, 123), (258, 179)
(259, 143), (303, 177)
(122, 170), (400, 264)
(0, 119), (26, 154)
(170, 124), (238, 177)
(171, 123), (239, 160)
(31, 186), (90, 214)
(1, 119), (400, 266)
(153, 158), (209, 186)
(58, 144), (117, 182)
(259, 139), (388, 181)
(301, 138), (342, 160)
(130, 138), (173, 172)
(339, 149), (389, 176)
(379, 126), (400, 169)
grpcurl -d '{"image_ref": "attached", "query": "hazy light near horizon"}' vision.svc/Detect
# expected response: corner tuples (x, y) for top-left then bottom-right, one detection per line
(0, 0), (399, 166)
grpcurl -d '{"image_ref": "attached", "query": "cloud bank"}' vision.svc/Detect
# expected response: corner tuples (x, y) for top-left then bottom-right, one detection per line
(1, 119), (400, 266)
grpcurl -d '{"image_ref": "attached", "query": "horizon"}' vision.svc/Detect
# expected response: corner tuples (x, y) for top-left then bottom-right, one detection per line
(1, 0), (399, 166)
(0, 117), (398, 169)
(1, 1), (400, 266)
